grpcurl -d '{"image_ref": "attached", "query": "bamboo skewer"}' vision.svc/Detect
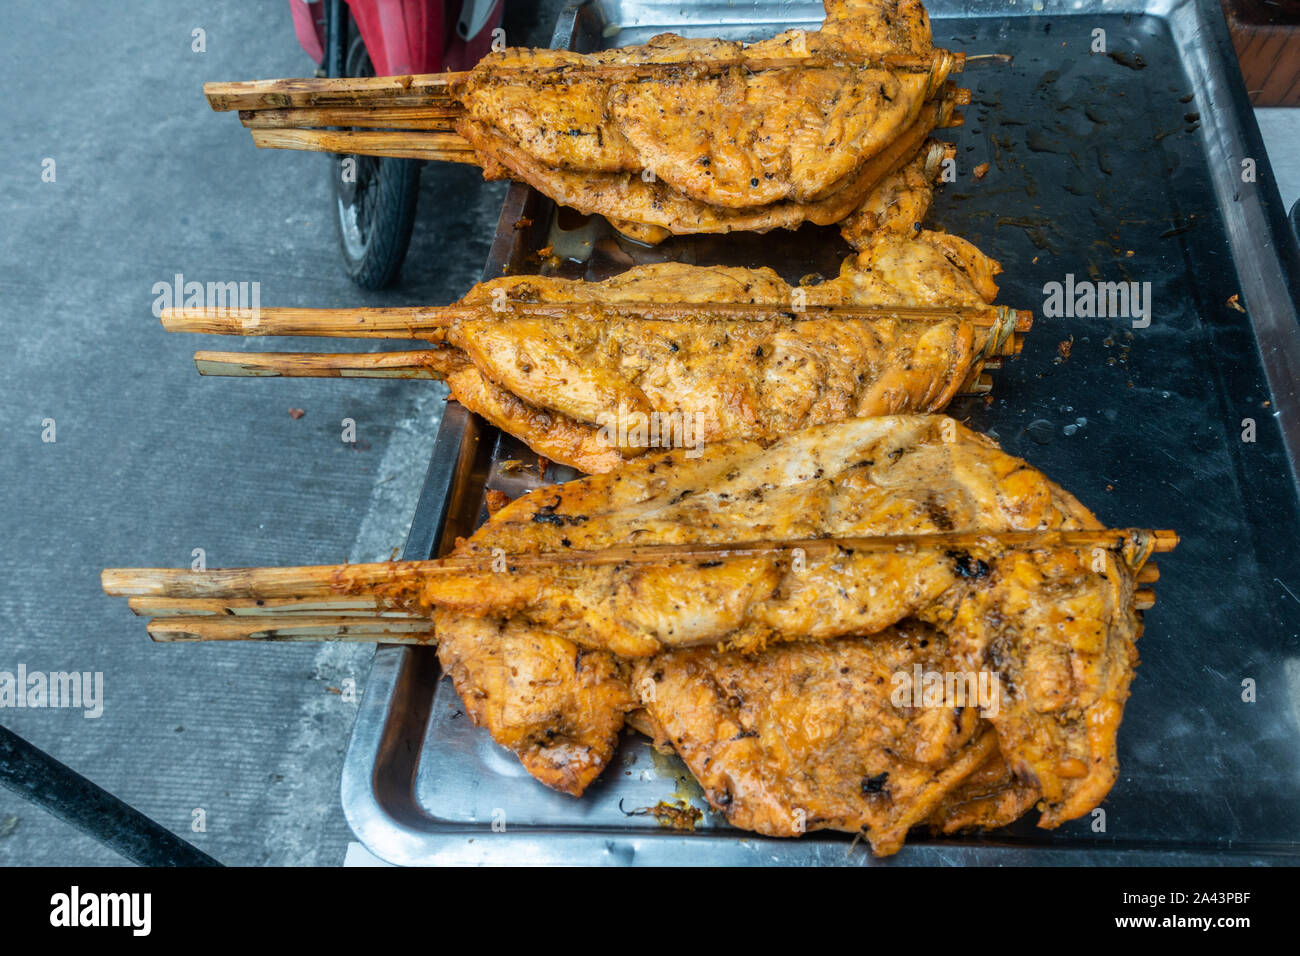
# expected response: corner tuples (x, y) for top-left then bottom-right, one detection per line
(239, 105), (463, 130)
(193, 348), (1007, 380)
(172, 300), (1027, 384)
(250, 128), (479, 163)
(237, 86), (968, 152)
(127, 596), (425, 618)
(146, 616), (435, 644)
(192, 350), (458, 380)
(130, 565), (1158, 614)
(105, 529), (1173, 642)
(162, 302), (1034, 336)
(204, 51), (966, 114)
(104, 528), (1178, 599)
(205, 74), (461, 112)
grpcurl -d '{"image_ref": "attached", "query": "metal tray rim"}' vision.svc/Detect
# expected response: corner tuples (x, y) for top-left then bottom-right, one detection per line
(342, 0), (1300, 866)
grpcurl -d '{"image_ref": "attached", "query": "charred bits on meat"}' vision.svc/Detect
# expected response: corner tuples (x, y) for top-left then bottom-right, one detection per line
(531, 497), (589, 527)
(862, 772), (890, 795)
(947, 550), (990, 578)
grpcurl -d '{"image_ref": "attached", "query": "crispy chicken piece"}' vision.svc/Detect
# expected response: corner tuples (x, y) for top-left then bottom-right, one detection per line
(633, 623), (1003, 856)
(436, 236), (1008, 473)
(927, 749), (1041, 835)
(437, 615), (635, 795)
(820, 0), (935, 55)
(428, 415), (1149, 842)
(839, 140), (950, 249)
(631, 540), (1138, 853)
(921, 544), (1141, 825)
(456, 0), (959, 240)
(459, 90), (956, 242)
(421, 416), (1088, 656)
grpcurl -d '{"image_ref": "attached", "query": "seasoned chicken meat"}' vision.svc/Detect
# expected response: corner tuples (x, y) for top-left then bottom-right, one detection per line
(839, 141), (948, 249)
(633, 624), (1003, 855)
(434, 231), (1011, 473)
(390, 415), (1155, 855)
(456, 0), (962, 241)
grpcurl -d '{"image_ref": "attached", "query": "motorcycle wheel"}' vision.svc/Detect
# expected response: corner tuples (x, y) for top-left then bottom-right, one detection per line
(327, 11), (420, 290)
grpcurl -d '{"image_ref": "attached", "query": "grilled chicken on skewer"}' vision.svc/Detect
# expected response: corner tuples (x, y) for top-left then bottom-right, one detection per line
(633, 629), (1024, 853)
(166, 230), (1028, 474)
(103, 416), (1175, 855)
(422, 415), (1162, 848)
(204, 0), (974, 245)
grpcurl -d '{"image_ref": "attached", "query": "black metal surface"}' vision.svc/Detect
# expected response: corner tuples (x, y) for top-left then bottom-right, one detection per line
(347, 2), (1300, 862)
(926, 12), (1300, 851)
(0, 725), (221, 867)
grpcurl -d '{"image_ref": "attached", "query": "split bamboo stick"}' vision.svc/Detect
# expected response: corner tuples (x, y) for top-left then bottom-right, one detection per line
(146, 615), (435, 644)
(203, 50), (966, 114)
(102, 528), (1179, 602)
(162, 302), (1033, 336)
(250, 128), (479, 163)
(192, 350), (458, 380)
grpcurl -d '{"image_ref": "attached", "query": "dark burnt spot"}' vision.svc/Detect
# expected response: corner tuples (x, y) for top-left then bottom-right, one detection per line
(947, 550), (990, 578)
(532, 502), (589, 527)
(926, 498), (954, 531)
(861, 772), (890, 795)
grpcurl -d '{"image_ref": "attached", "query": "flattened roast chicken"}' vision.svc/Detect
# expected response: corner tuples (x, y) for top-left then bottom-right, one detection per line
(380, 415), (1155, 854)
(207, 1), (964, 247)
(456, 0), (963, 243)
(432, 229), (1011, 473)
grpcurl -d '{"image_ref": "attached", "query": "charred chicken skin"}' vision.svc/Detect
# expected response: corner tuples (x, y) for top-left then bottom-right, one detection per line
(403, 415), (1151, 854)
(456, 0), (961, 243)
(432, 229), (1010, 473)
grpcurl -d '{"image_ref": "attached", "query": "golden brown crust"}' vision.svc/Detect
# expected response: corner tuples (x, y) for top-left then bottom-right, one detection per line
(445, 366), (626, 475)
(422, 415), (1143, 846)
(839, 139), (948, 249)
(438, 238), (1003, 473)
(457, 1), (946, 236)
(435, 614), (636, 796)
(456, 93), (949, 237)
(635, 625), (1001, 856)
(927, 749), (1041, 834)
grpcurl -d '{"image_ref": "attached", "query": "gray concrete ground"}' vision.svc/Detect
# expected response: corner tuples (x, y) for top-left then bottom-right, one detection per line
(0, 0), (560, 865)
(1, 1), (1296, 868)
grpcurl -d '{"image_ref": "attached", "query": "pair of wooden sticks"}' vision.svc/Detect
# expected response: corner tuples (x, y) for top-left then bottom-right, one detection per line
(203, 49), (973, 164)
(102, 528), (1175, 644)
(159, 301), (1032, 384)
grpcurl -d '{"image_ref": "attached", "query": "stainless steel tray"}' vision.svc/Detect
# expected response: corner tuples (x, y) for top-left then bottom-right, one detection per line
(342, 0), (1300, 865)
